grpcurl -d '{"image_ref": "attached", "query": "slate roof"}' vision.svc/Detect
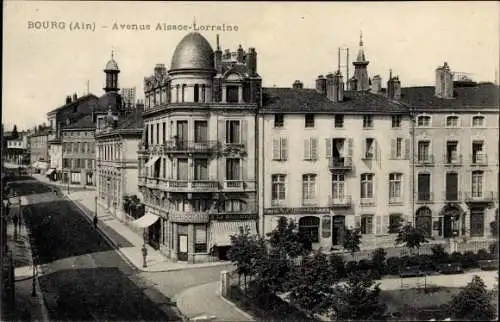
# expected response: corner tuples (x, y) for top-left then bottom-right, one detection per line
(96, 92), (122, 112)
(116, 108), (144, 130)
(63, 114), (95, 130)
(47, 94), (99, 115)
(400, 83), (499, 110)
(261, 88), (408, 114)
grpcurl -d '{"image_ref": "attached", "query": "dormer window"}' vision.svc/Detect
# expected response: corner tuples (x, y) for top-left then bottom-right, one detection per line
(226, 86), (239, 103)
(417, 115), (431, 127)
(446, 115), (459, 127)
(472, 116), (485, 128)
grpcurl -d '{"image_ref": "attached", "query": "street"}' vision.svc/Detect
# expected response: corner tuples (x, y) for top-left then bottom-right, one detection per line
(10, 179), (180, 321)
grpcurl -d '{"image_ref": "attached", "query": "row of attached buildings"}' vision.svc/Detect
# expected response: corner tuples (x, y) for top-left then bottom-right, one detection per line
(40, 31), (498, 264)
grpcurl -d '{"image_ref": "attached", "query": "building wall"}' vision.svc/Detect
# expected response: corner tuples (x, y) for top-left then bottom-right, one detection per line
(61, 129), (96, 185)
(260, 112), (411, 250)
(29, 134), (49, 163)
(49, 144), (62, 170)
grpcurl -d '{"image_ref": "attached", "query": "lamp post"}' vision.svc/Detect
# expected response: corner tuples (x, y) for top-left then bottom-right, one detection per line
(142, 229), (148, 268)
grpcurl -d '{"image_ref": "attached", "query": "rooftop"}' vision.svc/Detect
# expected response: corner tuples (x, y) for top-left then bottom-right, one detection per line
(62, 114), (95, 130)
(47, 94), (99, 115)
(170, 32), (215, 71)
(261, 87), (408, 114)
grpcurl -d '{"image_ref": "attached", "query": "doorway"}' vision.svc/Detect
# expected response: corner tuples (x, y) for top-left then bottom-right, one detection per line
(332, 215), (345, 246)
(443, 215), (453, 238)
(148, 219), (161, 250)
(177, 224), (188, 261)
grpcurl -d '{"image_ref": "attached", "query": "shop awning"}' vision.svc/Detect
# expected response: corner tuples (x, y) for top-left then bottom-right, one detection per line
(211, 220), (258, 247)
(132, 212), (159, 228)
(144, 156), (160, 168)
(46, 168), (55, 175)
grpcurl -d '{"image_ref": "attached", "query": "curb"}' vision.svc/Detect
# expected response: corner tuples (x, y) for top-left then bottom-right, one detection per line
(217, 282), (255, 321)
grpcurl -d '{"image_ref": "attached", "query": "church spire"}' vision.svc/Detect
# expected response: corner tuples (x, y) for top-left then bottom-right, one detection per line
(356, 31), (367, 62)
(352, 32), (370, 91)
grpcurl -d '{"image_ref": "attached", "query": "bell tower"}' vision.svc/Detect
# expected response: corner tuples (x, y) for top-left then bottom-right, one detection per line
(104, 51), (120, 93)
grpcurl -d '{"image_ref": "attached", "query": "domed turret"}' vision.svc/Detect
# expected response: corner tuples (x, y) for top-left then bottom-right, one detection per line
(104, 51), (120, 93)
(170, 32), (215, 72)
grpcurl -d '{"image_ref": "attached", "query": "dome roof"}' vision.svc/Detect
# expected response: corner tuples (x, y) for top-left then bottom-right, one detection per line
(170, 32), (214, 71)
(105, 58), (119, 71)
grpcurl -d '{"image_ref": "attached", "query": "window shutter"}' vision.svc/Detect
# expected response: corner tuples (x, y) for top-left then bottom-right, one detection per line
(405, 138), (411, 160)
(375, 216), (382, 235)
(218, 120), (226, 143)
(347, 138), (353, 157)
(304, 138), (311, 160)
(354, 215), (361, 229)
(311, 138), (318, 160)
(273, 139), (280, 160)
(390, 139), (396, 159)
(281, 137), (288, 160)
(325, 138), (332, 158)
(382, 215), (390, 235)
(241, 119), (248, 147)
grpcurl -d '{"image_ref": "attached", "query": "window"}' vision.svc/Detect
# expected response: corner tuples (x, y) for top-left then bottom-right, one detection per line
(149, 124), (153, 144)
(389, 214), (403, 233)
(162, 122), (166, 143)
(417, 141), (431, 162)
(472, 141), (485, 164)
(298, 216), (319, 243)
(417, 115), (431, 127)
(363, 115), (373, 128)
(177, 158), (188, 180)
(392, 115), (402, 128)
(194, 120), (208, 142)
(417, 173), (431, 201)
(272, 137), (288, 161)
(274, 114), (284, 128)
(389, 173), (402, 201)
(272, 174), (286, 202)
(201, 85), (206, 103)
(445, 172), (459, 201)
(181, 84), (186, 102)
(391, 138), (403, 159)
(226, 158), (240, 180)
(304, 114), (315, 128)
(226, 85), (239, 103)
(364, 138), (375, 159)
(361, 215), (373, 234)
(303, 137), (318, 161)
(334, 115), (344, 128)
(156, 123), (160, 144)
(194, 84), (199, 103)
(472, 116), (485, 128)
(226, 120), (240, 144)
(302, 174), (317, 205)
(194, 159), (208, 180)
(194, 224), (207, 253)
(224, 199), (245, 212)
(446, 141), (459, 164)
(332, 174), (345, 200)
(360, 173), (374, 199)
(175, 84), (180, 102)
(472, 171), (483, 197)
(446, 116), (459, 127)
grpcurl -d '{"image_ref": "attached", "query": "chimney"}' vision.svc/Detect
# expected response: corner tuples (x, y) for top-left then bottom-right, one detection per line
(326, 72), (344, 102)
(237, 44), (245, 63)
(348, 77), (358, 91)
(215, 35), (222, 74)
(65, 96), (72, 104)
(315, 75), (327, 95)
(247, 48), (257, 76)
(292, 80), (303, 89)
(435, 62), (454, 99)
(387, 75), (401, 100)
(154, 64), (166, 77)
(335, 71), (345, 102)
(371, 75), (382, 93)
(73, 93), (78, 101)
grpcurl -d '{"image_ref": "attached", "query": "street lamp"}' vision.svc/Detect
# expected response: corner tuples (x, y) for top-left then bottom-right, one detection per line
(142, 229), (148, 268)
(94, 196), (98, 226)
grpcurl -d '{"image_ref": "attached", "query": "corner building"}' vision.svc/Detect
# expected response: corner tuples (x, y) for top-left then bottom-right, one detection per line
(140, 32), (261, 263)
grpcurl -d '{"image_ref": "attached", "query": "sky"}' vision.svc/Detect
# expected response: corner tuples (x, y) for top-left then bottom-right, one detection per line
(3, 1), (499, 131)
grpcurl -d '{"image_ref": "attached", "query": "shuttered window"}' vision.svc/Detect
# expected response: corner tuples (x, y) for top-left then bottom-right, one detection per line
(272, 137), (288, 161)
(303, 137), (318, 161)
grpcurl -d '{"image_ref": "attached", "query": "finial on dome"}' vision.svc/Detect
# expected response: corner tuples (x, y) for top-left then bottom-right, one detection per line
(111, 50), (114, 60)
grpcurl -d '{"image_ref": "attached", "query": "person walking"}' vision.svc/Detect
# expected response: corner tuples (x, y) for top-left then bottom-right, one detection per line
(93, 215), (98, 229)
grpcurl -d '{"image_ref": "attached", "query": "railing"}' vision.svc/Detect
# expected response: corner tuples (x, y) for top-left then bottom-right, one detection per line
(360, 197), (375, 206)
(442, 191), (463, 202)
(328, 157), (353, 170)
(415, 154), (435, 165)
(164, 179), (220, 191)
(163, 140), (218, 153)
(470, 153), (488, 166)
(388, 197), (404, 205)
(443, 154), (463, 166)
(224, 180), (245, 190)
(464, 191), (495, 203)
(416, 191), (434, 203)
(329, 195), (352, 207)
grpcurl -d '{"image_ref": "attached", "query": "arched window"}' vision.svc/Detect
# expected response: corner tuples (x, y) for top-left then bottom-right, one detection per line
(194, 84), (199, 103)
(415, 207), (432, 237)
(446, 115), (459, 128)
(417, 115), (431, 127)
(472, 116), (485, 128)
(298, 216), (320, 243)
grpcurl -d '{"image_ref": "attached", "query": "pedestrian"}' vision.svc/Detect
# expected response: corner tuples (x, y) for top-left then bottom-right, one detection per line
(93, 215), (98, 229)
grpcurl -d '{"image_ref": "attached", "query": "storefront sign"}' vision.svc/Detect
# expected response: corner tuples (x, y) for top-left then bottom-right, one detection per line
(209, 213), (258, 221)
(264, 207), (331, 215)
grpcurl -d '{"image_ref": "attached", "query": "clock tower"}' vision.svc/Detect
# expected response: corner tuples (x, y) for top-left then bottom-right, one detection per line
(103, 51), (120, 93)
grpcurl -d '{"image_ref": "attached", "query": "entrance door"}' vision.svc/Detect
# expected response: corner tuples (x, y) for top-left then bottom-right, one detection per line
(177, 224), (188, 261)
(470, 208), (485, 237)
(416, 207), (432, 237)
(443, 215), (453, 238)
(148, 219), (161, 250)
(332, 216), (345, 246)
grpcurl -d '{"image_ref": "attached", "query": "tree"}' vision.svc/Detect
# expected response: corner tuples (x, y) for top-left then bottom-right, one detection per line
(343, 227), (362, 256)
(228, 225), (266, 292)
(266, 217), (308, 258)
(395, 223), (429, 255)
(286, 251), (337, 315)
(253, 246), (293, 295)
(330, 271), (387, 321)
(449, 275), (496, 321)
(371, 248), (387, 277)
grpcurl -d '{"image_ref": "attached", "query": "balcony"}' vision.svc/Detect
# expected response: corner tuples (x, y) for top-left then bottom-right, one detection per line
(329, 195), (352, 208)
(388, 197), (404, 205)
(360, 197), (375, 206)
(221, 142), (246, 155)
(416, 191), (434, 204)
(223, 180), (245, 191)
(162, 179), (220, 192)
(442, 191), (463, 203)
(163, 140), (218, 154)
(464, 191), (495, 204)
(470, 154), (488, 167)
(415, 154), (435, 166)
(443, 154), (463, 166)
(328, 157), (353, 171)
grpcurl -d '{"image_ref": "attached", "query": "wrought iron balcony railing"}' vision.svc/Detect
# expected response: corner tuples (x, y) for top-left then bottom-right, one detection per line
(442, 191), (463, 202)
(329, 195), (352, 207)
(464, 191), (495, 203)
(328, 157), (353, 171)
(416, 154), (435, 165)
(470, 153), (488, 166)
(360, 197), (376, 206)
(163, 140), (219, 153)
(163, 179), (220, 191)
(416, 191), (434, 203)
(443, 154), (463, 166)
(223, 180), (245, 190)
